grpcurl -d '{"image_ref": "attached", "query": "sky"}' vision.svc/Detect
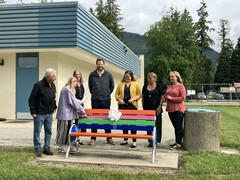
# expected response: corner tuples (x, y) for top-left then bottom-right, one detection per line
(5, 0), (240, 51)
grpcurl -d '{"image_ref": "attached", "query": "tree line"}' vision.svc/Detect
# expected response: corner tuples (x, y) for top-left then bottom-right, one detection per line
(89, 0), (240, 86)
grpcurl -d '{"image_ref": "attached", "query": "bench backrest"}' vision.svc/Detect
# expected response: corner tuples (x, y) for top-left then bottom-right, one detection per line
(78, 109), (156, 132)
(220, 87), (230, 93)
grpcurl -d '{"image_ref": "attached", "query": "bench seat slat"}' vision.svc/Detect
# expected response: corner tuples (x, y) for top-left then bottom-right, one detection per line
(85, 109), (155, 116)
(70, 132), (153, 140)
(86, 115), (155, 120)
(78, 124), (154, 131)
(79, 119), (155, 126)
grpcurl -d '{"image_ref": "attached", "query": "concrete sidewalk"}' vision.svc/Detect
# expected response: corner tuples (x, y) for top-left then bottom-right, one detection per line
(0, 111), (180, 169)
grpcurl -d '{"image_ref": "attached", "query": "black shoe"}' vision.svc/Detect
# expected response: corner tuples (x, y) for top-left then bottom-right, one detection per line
(120, 142), (128, 145)
(130, 144), (137, 148)
(43, 150), (53, 155)
(36, 151), (42, 157)
(148, 142), (153, 147)
(170, 144), (182, 151)
(169, 143), (177, 147)
(58, 148), (65, 153)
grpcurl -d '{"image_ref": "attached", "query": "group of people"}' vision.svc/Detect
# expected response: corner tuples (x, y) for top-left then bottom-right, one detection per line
(28, 58), (186, 157)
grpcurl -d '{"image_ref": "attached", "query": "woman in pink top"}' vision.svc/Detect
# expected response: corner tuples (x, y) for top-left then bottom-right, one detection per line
(163, 71), (186, 150)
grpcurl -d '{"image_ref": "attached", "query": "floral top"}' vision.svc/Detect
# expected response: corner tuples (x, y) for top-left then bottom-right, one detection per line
(165, 83), (186, 113)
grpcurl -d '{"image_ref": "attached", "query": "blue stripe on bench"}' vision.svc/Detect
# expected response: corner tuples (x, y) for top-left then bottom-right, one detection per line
(78, 124), (154, 131)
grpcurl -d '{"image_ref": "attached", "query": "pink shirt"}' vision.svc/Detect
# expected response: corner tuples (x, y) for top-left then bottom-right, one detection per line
(165, 83), (186, 113)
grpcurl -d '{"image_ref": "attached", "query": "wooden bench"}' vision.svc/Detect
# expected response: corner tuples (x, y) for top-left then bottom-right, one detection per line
(234, 82), (240, 93)
(66, 109), (157, 163)
(220, 87), (230, 93)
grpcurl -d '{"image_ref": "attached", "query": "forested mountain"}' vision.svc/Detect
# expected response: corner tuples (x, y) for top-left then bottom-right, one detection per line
(122, 31), (219, 63)
(122, 32), (150, 62)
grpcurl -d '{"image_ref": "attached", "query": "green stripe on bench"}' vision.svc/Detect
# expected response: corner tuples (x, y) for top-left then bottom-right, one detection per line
(79, 118), (155, 126)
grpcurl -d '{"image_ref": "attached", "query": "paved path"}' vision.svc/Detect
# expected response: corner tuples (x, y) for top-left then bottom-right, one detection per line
(0, 110), (180, 169)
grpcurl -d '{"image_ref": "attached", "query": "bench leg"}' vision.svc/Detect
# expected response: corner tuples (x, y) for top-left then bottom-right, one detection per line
(66, 144), (71, 158)
(76, 143), (80, 152)
(152, 127), (157, 163)
(66, 124), (78, 158)
(152, 146), (156, 163)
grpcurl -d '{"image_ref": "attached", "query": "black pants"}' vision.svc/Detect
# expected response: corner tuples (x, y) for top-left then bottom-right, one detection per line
(168, 111), (184, 144)
(75, 119), (86, 132)
(91, 99), (111, 141)
(119, 104), (137, 142)
(147, 113), (162, 143)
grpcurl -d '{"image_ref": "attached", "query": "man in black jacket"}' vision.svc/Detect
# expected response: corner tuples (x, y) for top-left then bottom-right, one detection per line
(88, 58), (115, 145)
(29, 68), (57, 157)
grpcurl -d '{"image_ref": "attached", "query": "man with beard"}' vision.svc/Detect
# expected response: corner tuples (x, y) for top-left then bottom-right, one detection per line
(88, 58), (115, 145)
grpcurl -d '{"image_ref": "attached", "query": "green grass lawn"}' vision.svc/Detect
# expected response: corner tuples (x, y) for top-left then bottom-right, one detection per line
(0, 106), (239, 179)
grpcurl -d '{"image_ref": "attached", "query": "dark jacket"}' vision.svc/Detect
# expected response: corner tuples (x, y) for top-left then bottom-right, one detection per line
(28, 77), (57, 115)
(88, 70), (114, 100)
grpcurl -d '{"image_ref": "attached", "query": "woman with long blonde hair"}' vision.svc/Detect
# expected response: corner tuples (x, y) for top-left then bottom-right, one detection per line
(56, 77), (85, 153)
(163, 71), (186, 150)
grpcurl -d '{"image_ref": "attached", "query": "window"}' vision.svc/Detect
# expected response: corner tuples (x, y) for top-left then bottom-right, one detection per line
(17, 53), (38, 68)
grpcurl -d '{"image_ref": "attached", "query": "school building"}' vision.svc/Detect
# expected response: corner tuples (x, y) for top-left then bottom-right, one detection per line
(0, 2), (144, 120)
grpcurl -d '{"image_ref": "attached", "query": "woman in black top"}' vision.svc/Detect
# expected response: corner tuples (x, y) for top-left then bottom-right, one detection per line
(142, 72), (164, 147)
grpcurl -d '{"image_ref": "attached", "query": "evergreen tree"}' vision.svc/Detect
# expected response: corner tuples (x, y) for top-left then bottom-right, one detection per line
(215, 19), (233, 83)
(94, 0), (106, 24)
(89, 7), (94, 15)
(195, 0), (215, 83)
(91, 0), (124, 39)
(0, 0), (6, 4)
(230, 37), (240, 82)
(196, 0), (214, 53)
(145, 7), (200, 86)
(39, 0), (53, 3)
(39, 0), (47, 3)
(17, 0), (24, 4)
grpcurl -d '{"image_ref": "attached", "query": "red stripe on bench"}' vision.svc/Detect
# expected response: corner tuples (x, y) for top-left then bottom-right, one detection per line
(70, 132), (153, 140)
(85, 109), (155, 116)
(84, 114), (155, 120)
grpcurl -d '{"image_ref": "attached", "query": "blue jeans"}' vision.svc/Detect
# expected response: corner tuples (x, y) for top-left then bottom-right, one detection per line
(91, 99), (111, 140)
(33, 114), (53, 152)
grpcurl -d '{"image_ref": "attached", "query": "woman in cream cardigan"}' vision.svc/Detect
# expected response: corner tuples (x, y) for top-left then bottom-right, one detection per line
(115, 70), (142, 148)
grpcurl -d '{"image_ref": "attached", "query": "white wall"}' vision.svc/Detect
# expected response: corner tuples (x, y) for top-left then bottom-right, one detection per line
(57, 52), (124, 109)
(0, 53), (16, 119)
(0, 50), (144, 119)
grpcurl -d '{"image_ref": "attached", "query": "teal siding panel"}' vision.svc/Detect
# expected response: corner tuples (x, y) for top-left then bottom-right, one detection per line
(0, 2), (141, 75)
(0, 2), (78, 49)
(0, 25), (77, 31)
(76, 4), (141, 75)
(0, 42), (75, 48)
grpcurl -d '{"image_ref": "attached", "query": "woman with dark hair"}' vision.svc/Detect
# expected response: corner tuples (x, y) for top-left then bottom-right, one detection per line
(163, 71), (186, 150)
(73, 70), (89, 145)
(115, 70), (142, 148)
